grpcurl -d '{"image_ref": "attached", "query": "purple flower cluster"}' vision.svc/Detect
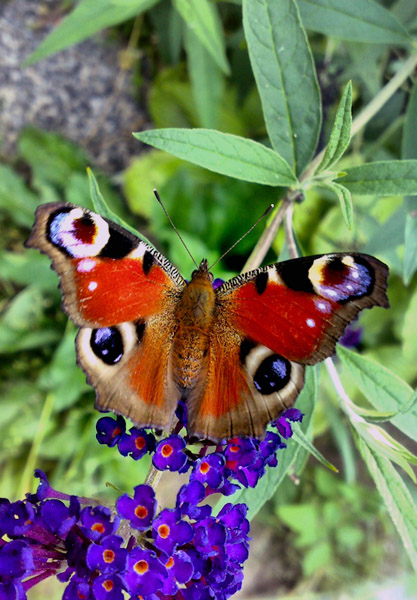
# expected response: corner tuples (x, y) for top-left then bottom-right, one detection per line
(0, 472), (249, 599)
(97, 409), (304, 493)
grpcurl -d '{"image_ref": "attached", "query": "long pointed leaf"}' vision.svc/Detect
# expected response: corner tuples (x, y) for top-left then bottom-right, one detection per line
(337, 346), (417, 443)
(243, 0), (321, 174)
(317, 81), (352, 173)
(174, 0), (229, 74)
(26, 0), (159, 64)
(297, 0), (410, 44)
(134, 129), (297, 186)
(336, 160), (417, 195)
(402, 80), (417, 284)
(357, 435), (417, 573)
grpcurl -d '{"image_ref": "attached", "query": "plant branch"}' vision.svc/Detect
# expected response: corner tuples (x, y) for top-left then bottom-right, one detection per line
(243, 194), (296, 272)
(284, 201), (298, 259)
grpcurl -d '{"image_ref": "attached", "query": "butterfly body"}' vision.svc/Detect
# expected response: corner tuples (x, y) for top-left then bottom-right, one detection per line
(172, 260), (215, 390)
(26, 202), (389, 441)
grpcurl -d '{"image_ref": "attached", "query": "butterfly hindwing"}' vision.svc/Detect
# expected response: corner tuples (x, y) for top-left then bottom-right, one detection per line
(187, 327), (305, 440)
(76, 317), (180, 430)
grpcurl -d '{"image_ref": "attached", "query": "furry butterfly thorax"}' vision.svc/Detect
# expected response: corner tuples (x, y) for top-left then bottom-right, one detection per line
(26, 202), (389, 441)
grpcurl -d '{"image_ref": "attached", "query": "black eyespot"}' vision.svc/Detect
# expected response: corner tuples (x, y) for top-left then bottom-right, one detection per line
(142, 251), (155, 275)
(90, 327), (123, 365)
(253, 354), (291, 395)
(135, 320), (146, 343)
(255, 271), (268, 295)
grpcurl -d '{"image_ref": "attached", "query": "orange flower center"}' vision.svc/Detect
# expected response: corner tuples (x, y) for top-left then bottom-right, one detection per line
(91, 523), (105, 534)
(135, 505), (148, 519)
(158, 524), (170, 539)
(134, 560), (149, 574)
(161, 444), (173, 458)
(135, 437), (146, 450)
(102, 579), (114, 592)
(103, 549), (115, 563)
(199, 461), (210, 474)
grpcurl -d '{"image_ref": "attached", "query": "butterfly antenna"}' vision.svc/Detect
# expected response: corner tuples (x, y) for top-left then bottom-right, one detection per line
(208, 203), (274, 270)
(153, 189), (199, 269)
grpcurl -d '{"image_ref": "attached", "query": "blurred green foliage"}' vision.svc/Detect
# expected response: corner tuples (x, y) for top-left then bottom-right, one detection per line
(2, 0), (417, 596)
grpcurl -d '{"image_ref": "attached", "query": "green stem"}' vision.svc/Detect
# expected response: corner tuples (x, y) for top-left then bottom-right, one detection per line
(19, 392), (55, 498)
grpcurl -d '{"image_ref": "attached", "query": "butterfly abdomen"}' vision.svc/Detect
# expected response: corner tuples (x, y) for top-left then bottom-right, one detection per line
(172, 265), (216, 389)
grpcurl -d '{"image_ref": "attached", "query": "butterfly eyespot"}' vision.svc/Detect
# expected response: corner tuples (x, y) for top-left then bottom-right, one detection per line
(90, 327), (124, 365)
(253, 354), (291, 395)
(135, 320), (146, 343)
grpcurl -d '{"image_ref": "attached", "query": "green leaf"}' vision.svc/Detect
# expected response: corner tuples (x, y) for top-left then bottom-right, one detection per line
(337, 346), (417, 443)
(26, 0), (159, 64)
(292, 423), (338, 472)
(184, 27), (224, 129)
(0, 164), (39, 228)
(402, 289), (417, 361)
(173, 0), (229, 74)
(0, 287), (60, 353)
(402, 80), (417, 284)
(215, 367), (317, 521)
(335, 160), (417, 195)
(243, 0), (321, 174)
(403, 198), (417, 285)
(356, 435), (417, 573)
(87, 169), (149, 241)
(315, 181), (352, 229)
(297, 0), (410, 44)
(134, 129), (297, 187)
(317, 82), (352, 173)
(39, 328), (89, 411)
(0, 251), (59, 293)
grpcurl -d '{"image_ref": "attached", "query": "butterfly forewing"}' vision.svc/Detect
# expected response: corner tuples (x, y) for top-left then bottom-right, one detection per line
(216, 253), (389, 365)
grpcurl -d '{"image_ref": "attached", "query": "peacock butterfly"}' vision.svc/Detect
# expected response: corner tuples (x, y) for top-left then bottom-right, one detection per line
(26, 202), (389, 441)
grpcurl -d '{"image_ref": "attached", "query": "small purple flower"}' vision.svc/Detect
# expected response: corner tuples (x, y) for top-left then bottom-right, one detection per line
(116, 485), (155, 531)
(63, 576), (92, 600)
(340, 325), (362, 348)
(96, 416), (126, 447)
(161, 549), (194, 595)
(0, 500), (34, 536)
(86, 535), (127, 574)
(176, 481), (211, 520)
(152, 435), (188, 472)
(124, 548), (167, 596)
(0, 540), (34, 579)
(194, 516), (226, 557)
(259, 431), (286, 467)
(274, 408), (304, 439)
(117, 427), (155, 460)
(191, 453), (225, 489)
(41, 499), (78, 537)
(80, 506), (120, 542)
(92, 573), (125, 600)
(152, 508), (193, 555)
